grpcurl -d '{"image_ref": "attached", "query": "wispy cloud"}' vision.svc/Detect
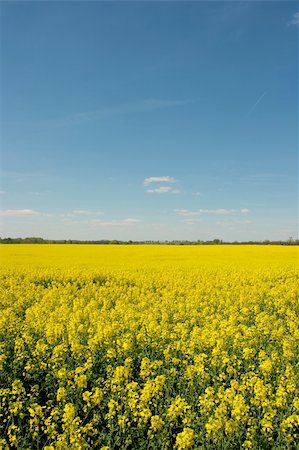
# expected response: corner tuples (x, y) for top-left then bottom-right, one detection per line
(183, 218), (201, 226)
(27, 191), (51, 197)
(202, 209), (239, 215)
(246, 91), (267, 116)
(143, 176), (176, 186)
(288, 12), (299, 26)
(175, 209), (201, 217)
(192, 192), (201, 196)
(240, 173), (286, 186)
(61, 218), (81, 225)
(72, 210), (103, 216)
(2, 171), (46, 183)
(245, 173), (284, 179)
(143, 175), (180, 194)
(60, 210), (104, 219)
(175, 208), (250, 217)
(54, 99), (195, 126)
(217, 220), (252, 226)
(91, 218), (141, 227)
(147, 186), (180, 194)
(0, 209), (49, 217)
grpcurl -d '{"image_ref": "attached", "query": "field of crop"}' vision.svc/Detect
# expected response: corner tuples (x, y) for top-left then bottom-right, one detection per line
(0, 244), (298, 449)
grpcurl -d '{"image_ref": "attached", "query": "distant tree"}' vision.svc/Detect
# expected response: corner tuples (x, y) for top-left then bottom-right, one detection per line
(213, 239), (222, 244)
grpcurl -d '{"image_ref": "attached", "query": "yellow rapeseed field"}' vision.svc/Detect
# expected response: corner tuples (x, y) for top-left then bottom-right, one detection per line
(0, 244), (298, 449)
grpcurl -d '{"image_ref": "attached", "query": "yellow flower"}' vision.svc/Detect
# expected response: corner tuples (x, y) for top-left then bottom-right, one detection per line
(261, 410), (276, 434)
(281, 414), (299, 433)
(243, 347), (254, 360)
(57, 367), (68, 380)
(106, 348), (116, 359)
(118, 414), (128, 430)
(293, 397), (299, 411)
(62, 403), (76, 424)
(82, 390), (92, 406)
(91, 387), (103, 406)
(175, 428), (195, 449)
(150, 415), (164, 431)
(56, 387), (66, 402)
(231, 394), (248, 422)
(167, 396), (190, 420)
(259, 359), (273, 377)
(140, 357), (151, 379)
(106, 399), (119, 419)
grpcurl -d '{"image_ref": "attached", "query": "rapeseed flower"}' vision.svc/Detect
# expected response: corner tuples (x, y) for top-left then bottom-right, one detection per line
(1, 244), (298, 449)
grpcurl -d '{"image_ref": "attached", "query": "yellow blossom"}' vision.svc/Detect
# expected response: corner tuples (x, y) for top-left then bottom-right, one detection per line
(175, 428), (195, 449)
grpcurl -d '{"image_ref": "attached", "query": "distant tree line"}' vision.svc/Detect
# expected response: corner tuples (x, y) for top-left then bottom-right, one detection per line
(0, 237), (298, 245)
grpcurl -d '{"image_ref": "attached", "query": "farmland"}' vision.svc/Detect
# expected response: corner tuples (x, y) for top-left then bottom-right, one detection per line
(0, 245), (298, 449)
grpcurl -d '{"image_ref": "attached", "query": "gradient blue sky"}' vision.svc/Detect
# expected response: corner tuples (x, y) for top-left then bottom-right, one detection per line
(1, 1), (298, 241)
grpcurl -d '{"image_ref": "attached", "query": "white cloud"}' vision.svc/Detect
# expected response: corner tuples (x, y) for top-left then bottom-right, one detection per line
(0, 209), (42, 217)
(147, 186), (180, 194)
(192, 192), (201, 196)
(72, 210), (103, 215)
(91, 218), (141, 227)
(60, 210), (104, 219)
(60, 213), (75, 219)
(217, 220), (252, 226)
(183, 218), (201, 225)
(174, 209), (201, 217)
(174, 208), (249, 217)
(143, 176), (176, 186)
(121, 218), (141, 224)
(203, 208), (237, 215)
(288, 12), (299, 26)
(143, 175), (180, 194)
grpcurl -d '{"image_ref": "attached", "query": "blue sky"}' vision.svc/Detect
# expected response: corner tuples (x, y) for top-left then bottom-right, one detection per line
(1, 1), (298, 241)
